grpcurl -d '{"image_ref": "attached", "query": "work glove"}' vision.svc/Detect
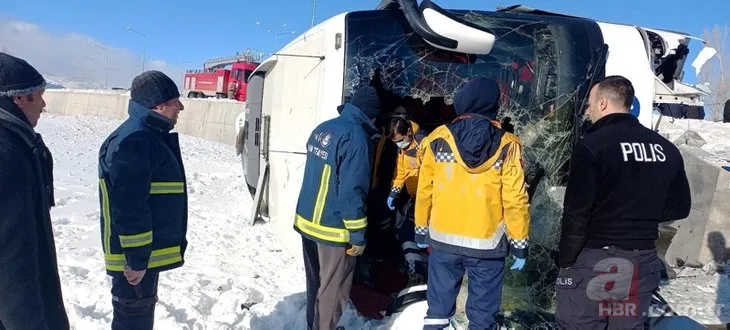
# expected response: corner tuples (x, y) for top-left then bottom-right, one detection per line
(387, 197), (395, 210)
(346, 244), (366, 256)
(510, 256), (526, 271)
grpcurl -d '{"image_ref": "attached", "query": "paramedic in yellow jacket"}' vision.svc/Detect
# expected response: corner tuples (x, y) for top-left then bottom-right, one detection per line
(415, 77), (530, 330)
(384, 113), (428, 283)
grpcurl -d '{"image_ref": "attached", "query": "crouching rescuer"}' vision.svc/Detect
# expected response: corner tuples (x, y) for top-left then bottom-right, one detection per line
(98, 71), (188, 330)
(415, 77), (530, 329)
(293, 86), (382, 330)
(385, 113), (429, 284)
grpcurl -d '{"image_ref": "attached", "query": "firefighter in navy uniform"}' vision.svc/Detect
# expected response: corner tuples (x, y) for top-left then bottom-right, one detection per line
(556, 75), (691, 329)
(294, 86), (381, 330)
(98, 71), (188, 330)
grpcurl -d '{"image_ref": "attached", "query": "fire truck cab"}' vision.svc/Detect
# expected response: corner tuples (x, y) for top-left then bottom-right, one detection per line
(183, 51), (262, 101)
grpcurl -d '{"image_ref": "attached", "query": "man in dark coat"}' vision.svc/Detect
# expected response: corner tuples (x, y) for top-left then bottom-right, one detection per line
(724, 99), (730, 123)
(98, 70), (188, 330)
(0, 53), (70, 329)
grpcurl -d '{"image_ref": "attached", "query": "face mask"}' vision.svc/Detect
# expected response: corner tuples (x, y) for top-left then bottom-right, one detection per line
(396, 138), (411, 149)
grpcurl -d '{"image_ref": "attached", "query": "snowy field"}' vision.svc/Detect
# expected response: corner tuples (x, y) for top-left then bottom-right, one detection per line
(35, 113), (729, 329)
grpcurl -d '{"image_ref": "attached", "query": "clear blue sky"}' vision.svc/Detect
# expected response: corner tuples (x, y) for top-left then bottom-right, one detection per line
(2, 0), (728, 81)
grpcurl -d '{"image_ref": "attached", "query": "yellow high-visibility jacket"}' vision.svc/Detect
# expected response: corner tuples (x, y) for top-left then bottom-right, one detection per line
(414, 118), (530, 258)
(389, 120), (427, 199)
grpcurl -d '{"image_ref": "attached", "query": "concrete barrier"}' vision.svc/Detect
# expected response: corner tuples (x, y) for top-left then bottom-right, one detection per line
(43, 89), (245, 146)
(664, 145), (730, 267)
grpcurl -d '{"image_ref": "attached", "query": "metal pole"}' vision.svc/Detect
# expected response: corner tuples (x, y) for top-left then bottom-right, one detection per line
(311, 0), (316, 28)
(125, 26), (147, 73)
(94, 44), (109, 88)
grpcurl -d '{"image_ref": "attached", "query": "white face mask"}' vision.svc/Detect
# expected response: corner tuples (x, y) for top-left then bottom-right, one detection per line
(396, 138), (411, 149)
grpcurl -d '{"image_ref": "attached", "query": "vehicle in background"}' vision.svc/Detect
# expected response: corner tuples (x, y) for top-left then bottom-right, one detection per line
(183, 49), (263, 101)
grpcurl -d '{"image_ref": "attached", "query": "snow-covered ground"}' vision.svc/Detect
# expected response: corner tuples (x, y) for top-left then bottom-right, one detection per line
(35, 113), (729, 329)
(659, 266), (730, 325)
(36, 114), (377, 329)
(657, 116), (730, 162)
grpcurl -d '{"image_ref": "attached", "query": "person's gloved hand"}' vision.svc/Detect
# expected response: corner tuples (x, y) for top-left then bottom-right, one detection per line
(417, 243), (429, 249)
(387, 197), (395, 210)
(347, 244), (366, 256)
(510, 256), (526, 271)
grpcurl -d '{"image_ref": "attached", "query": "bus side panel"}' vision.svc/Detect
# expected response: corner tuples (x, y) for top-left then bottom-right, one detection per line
(598, 22), (656, 129)
(264, 23), (341, 259)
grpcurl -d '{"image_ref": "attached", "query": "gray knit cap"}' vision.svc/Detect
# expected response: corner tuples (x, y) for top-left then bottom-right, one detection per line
(130, 70), (180, 108)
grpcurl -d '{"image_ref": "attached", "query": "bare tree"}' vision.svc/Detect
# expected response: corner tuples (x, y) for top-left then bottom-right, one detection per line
(699, 25), (729, 121)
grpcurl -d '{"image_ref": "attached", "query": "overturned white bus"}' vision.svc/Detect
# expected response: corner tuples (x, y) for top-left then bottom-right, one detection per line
(235, 0), (712, 327)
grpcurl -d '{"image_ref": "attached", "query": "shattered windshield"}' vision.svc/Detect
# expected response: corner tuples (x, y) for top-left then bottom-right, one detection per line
(344, 9), (601, 327)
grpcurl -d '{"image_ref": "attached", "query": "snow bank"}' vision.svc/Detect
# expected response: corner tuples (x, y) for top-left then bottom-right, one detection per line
(36, 114), (337, 329)
(657, 117), (730, 162)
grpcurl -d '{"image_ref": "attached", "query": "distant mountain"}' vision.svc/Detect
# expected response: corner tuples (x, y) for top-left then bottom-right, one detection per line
(46, 82), (65, 89)
(43, 74), (101, 90)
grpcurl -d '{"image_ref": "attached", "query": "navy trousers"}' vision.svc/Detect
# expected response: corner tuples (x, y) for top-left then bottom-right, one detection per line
(555, 246), (663, 330)
(110, 271), (159, 330)
(424, 249), (505, 330)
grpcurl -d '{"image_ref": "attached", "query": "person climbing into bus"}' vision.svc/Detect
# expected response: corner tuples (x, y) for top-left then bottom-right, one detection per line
(384, 111), (429, 285)
(294, 85), (382, 330)
(415, 76), (530, 329)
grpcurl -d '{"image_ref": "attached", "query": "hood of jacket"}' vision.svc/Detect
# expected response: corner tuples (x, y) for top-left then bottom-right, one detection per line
(127, 100), (175, 133)
(0, 96), (38, 148)
(453, 77), (501, 119)
(340, 103), (379, 138)
(446, 115), (505, 170)
(447, 77), (505, 170)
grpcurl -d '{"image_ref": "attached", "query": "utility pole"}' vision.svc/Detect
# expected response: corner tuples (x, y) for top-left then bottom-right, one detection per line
(255, 21), (296, 55)
(125, 26), (147, 73)
(93, 44), (110, 88)
(311, 0), (316, 28)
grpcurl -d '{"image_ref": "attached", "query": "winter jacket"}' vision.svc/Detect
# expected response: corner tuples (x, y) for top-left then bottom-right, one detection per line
(388, 120), (427, 199)
(294, 103), (379, 247)
(98, 100), (188, 275)
(558, 113), (691, 268)
(414, 114), (531, 259)
(0, 99), (70, 330)
(724, 99), (730, 123)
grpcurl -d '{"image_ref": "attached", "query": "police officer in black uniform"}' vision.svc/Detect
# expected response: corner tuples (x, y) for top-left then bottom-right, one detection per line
(555, 75), (691, 329)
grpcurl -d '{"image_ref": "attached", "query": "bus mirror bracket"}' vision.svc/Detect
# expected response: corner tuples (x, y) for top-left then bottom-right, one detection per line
(397, 0), (496, 55)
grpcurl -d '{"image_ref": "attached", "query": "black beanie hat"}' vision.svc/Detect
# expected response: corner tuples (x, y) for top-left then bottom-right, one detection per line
(350, 86), (381, 120)
(0, 53), (46, 98)
(130, 70), (180, 109)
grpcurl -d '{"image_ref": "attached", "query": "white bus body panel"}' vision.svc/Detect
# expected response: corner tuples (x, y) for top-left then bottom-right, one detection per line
(263, 13), (347, 258)
(597, 22), (657, 129)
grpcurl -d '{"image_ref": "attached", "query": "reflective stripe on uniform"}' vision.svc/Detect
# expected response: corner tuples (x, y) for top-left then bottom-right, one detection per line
(99, 179), (112, 254)
(295, 215), (349, 243)
(312, 165), (331, 224)
(423, 318), (450, 326)
(150, 181), (185, 194)
(429, 221), (506, 250)
(105, 246), (183, 272)
(343, 217), (367, 230)
(119, 230), (153, 248)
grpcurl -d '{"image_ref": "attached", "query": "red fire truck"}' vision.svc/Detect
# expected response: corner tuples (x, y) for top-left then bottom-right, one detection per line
(182, 49), (263, 102)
